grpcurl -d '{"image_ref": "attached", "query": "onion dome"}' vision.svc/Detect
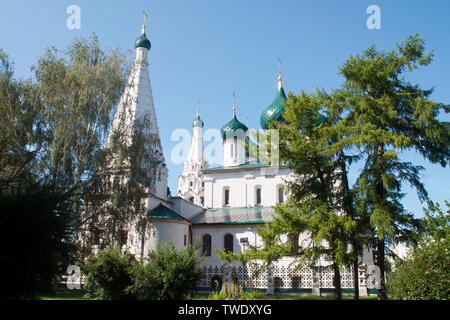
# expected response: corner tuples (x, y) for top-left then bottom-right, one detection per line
(134, 33), (151, 50)
(135, 12), (151, 50)
(192, 113), (204, 128)
(192, 102), (204, 127)
(220, 106), (248, 141)
(192, 115), (204, 128)
(260, 75), (287, 129)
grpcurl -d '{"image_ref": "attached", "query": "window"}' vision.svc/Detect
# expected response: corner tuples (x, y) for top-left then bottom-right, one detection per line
(189, 181), (193, 187)
(278, 186), (284, 204)
(202, 182), (205, 187)
(224, 234), (233, 253)
(189, 196), (194, 203)
(256, 187), (262, 205)
(184, 234), (187, 246)
(200, 197), (204, 206)
(223, 187), (230, 206)
(287, 232), (299, 255)
(224, 188), (230, 206)
(92, 227), (101, 245)
(118, 229), (128, 246)
(113, 176), (120, 190)
(202, 234), (211, 256)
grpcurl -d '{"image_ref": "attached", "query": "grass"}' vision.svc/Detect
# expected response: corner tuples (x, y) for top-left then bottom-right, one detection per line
(39, 289), (88, 300)
(39, 290), (378, 300)
(188, 292), (378, 300)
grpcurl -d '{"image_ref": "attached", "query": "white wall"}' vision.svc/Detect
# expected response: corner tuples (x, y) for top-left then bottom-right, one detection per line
(204, 167), (291, 208)
(170, 197), (204, 220)
(192, 224), (263, 266)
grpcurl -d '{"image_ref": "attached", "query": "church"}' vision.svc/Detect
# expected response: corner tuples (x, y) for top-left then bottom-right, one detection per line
(101, 19), (379, 296)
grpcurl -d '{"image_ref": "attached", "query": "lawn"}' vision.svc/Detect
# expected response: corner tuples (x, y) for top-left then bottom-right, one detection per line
(39, 290), (88, 300)
(190, 292), (377, 300)
(39, 290), (377, 300)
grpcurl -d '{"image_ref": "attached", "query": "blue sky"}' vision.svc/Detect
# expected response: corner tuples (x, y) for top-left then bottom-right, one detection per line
(1, 0), (448, 217)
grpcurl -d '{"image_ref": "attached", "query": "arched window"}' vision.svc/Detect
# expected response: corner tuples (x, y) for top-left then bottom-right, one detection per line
(287, 232), (299, 255)
(202, 234), (211, 256)
(200, 197), (204, 206)
(223, 187), (230, 206)
(277, 185), (284, 204)
(113, 176), (120, 190)
(189, 196), (194, 203)
(224, 234), (233, 253)
(255, 186), (262, 205)
(189, 181), (193, 187)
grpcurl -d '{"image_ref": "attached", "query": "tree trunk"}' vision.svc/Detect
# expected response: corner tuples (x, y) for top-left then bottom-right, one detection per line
(377, 237), (387, 300)
(337, 152), (359, 299)
(375, 144), (387, 300)
(333, 264), (342, 300)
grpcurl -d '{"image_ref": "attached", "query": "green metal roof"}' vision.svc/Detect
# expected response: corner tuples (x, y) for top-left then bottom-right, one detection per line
(148, 203), (189, 222)
(134, 33), (151, 50)
(204, 162), (268, 172)
(220, 115), (248, 141)
(190, 206), (274, 225)
(192, 115), (204, 128)
(260, 87), (287, 129)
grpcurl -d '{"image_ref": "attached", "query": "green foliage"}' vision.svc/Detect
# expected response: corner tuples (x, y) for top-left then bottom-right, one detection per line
(128, 240), (203, 300)
(328, 33), (448, 299)
(0, 50), (75, 300)
(387, 201), (450, 300)
(218, 91), (357, 300)
(0, 184), (75, 300)
(208, 278), (265, 300)
(82, 247), (136, 300)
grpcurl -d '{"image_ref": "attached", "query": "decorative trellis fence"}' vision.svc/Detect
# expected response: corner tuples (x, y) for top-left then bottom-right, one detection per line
(197, 263), (379, 293)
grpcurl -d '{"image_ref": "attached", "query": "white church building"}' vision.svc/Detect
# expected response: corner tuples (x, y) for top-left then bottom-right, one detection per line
(101, 20), (380, 295)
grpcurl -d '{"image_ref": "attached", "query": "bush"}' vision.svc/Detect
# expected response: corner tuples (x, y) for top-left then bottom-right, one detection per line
(388, 240), (449, 299)
(82, 247), (136, 300)
(387, 201), (450, 300)
(208, 278), (265, 300)
(129, 240), (203, 300)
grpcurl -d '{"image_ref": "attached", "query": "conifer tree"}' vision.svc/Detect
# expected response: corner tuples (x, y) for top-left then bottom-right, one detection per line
(328, 34), (449, 299)
(219, 91), (356, 299)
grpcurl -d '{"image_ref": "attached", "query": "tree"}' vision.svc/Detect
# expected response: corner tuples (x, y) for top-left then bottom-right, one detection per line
(387, 201), (449, 299)
(329, 34), (449, 299)
(0, 50), (75, 300)
(0, 34), (140, 298)
(219, 91), (356, 300)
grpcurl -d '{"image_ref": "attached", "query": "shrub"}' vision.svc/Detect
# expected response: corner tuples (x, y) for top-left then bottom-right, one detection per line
(208, 278), (265, 300)
(82, 247), (136, 300)
(387, 201), (450, 300)
(129, 240), (203, 300)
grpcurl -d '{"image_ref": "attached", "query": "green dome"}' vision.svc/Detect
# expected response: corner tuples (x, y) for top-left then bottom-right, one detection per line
(192, 115), (204, 128)
(134, 33), (151, 50)
(260, 86), (287, 129)
(220, 115), (248, 141)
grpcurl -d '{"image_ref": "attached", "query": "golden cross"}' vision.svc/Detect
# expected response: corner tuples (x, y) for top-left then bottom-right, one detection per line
(232, 93), (236, 117)
(278, 56), (282, 77)
(142, 11), (148, 34)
